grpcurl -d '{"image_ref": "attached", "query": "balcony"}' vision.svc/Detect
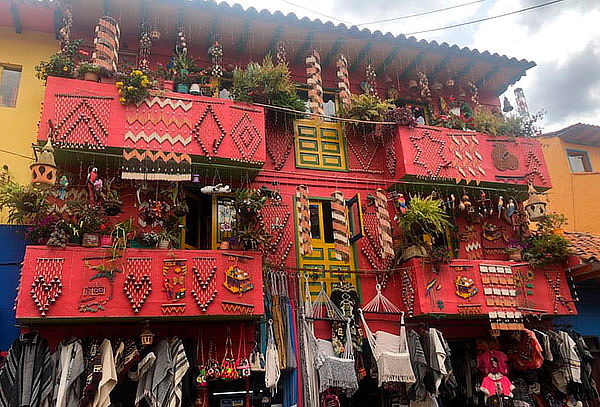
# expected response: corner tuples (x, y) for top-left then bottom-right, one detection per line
(16, 246), (264, 321)
(38, 77), (266, 176)
(391, 125), (551, 189)
(401, 258), (575, 319)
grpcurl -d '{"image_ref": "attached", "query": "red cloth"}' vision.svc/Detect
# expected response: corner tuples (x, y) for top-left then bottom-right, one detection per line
(508, 329), (544, 371)
(477, 350), (509, 375)
(481, 374), (514, 397)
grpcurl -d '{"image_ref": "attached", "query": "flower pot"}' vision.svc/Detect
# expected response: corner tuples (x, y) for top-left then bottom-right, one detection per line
(189, 83), (201, 95)
(552, 228), (564, 236)
(220, 240), (230, 250)
(101, 76), (116, 84)
(157, 239), (171, 250)
(506, 248), (522, 262)
(402, 245), (428, 261)
(162, 80), (174, 91)
(130, 240), (152, 249)
(176, 83), (189, 94)
(84, 71), (99, 82)
(408, 80), (419, 93)
(100, 235), (113, 247)
(82, 233), (100, 247)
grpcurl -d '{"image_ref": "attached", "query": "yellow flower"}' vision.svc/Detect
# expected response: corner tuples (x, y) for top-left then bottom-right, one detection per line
(133, 70), (142, 75)
(116, 81), (124, 88)
(63, 66), (69, 72)
(119, 97), (126, 102)
(118, 89), (123, 95)
(127, 86), (134, 91)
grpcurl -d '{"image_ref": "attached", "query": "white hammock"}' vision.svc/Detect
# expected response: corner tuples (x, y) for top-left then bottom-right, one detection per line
(311, 282), (346, 321)
(362, 283), (402, 314)
(359, 309), (416, 387)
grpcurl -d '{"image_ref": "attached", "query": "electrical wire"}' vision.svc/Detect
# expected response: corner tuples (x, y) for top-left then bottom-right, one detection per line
(405, 0), (568, 35)
(277, 0), (354, 25)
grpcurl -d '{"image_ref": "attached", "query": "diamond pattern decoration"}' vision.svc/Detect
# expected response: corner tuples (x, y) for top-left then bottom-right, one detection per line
(230, 112), (263, 161)
(192, 105), (227, 155)
(447, 133), (485, 184)
(30, 258), (64, 316)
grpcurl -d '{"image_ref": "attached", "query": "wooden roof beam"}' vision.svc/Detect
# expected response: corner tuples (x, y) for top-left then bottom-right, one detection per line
(399, 51), (426, 80)
(431, 56), (451, 77)
(349, 41), (373, 73)
(321, 37), (345, 68)
(293, 31), (315, 65)
(205, 17), (219, 48)
(236, 19), (252, 54)
(376, 46), (401, 76)
(475, 66), (500, 88)
(456, 61), (475, 80)
(10, 2), (22, 34)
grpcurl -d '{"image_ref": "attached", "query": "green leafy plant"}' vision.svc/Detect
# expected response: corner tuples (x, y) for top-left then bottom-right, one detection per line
(472, 107), (504, 136)
(77, 62), (100, 76)
(0, 181), (48, 224)
(35, 39), (82, 81)
(342, 94), (394, 122)
(78, 205), (105, 234)
(172, 50), (197, 75)
(231, 188), (271, 250)
(116, 69), (150, 105)
(522, 233), (571, 267)
(537, 212), (568, 234)
(398, 195), (451, 246)
(232, 56), (306, 111)
(100, 178), (122, 216)
(156, 228), (180, 248)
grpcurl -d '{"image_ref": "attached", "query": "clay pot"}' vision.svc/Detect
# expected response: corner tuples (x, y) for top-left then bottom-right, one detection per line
(402, 245), (428, 261)
(82, 233), (100, 247)
(552, 228), (565, 236)
(84, 71), (99, 82)
(408, 80), (419, 93)
(506, 248), (522, 262)
(157, 239), (171, 250)
(162, 80), (174, 91)
(220, 240), (230, 250)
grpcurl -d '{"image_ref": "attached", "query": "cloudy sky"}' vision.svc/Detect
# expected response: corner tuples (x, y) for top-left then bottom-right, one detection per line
(224, 0), (600, 132)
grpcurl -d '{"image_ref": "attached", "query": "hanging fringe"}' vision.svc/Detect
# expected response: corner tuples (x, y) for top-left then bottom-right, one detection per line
(330, 191), (350, 262)
(374, 188), (395, 259)
(295, 185), (312, 256)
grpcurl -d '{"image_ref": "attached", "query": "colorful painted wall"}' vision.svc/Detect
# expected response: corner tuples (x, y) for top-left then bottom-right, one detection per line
(540, 137), (600, 234)
(0, 27), (57, 187)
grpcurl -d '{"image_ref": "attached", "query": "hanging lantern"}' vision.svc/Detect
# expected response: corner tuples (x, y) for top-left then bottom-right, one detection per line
(30, 139), (57, 189)
(524, 184), (547, 222)
(140, 321), (155, 346)
(446, 78), (455, 88)
(502, 96), (514, 113)
(191, 174), (201, 183)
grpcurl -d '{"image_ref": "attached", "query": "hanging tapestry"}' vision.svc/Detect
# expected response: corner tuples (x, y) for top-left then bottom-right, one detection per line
(374, 189), (394, 259)
(230, 109), (264, 162)
(161, 258), (187, 314)
(30, 258), (64, 316)
(123, 257), (153, 313)
(330, 191), (350, 262)
(295, 185), (312, 256)
(121, 149), (191, 181)
(261, 203), (294, 267)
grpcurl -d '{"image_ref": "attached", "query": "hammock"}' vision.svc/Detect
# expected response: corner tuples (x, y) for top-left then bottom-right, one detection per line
(311, 282), (346, 321)
(360, 309), (416, 387)
(362, 283), (402, 314)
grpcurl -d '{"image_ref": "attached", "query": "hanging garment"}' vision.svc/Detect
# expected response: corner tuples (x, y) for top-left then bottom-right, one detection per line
(480, 373), (515, 400)
(0, 331), (53, 407)
(572, 333), (599, 400)
(311, 321), (358, 394)
(168, 337), (189, 407)
(271, 295), (287, 370)
(407, 330), (428, 401)
(360, 311), (416, 387)
(52, 337), (85, 407)
(512, 378), (535, 407)
(128, 351), (156, 407)
(91, 339), (117, 407)
(507, 329), (544, 371)
(150, 339), (173, 407)
(265, 321), (280, 396)
(427, 328), (448, 394)
(80, 339), (103, 407)
(281, 296), (296, 370)
(477, 350), (509, 375)
(114, 339), (140, 377)
(533, 330), (553, 362)
(559, 331), (581, 383)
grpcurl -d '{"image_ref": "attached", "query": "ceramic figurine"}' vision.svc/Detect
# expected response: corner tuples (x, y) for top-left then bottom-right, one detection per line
(58, 175), (69, 200)
(497, 196), (504, 218)
(86, 167), (98, 205)
(396, 194), (407, 214)
(201, 184), (231, 194)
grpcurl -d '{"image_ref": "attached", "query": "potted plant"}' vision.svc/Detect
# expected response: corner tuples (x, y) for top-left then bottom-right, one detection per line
(100, 178), (123, 216)
(35, 39), (82, 81)
(0, 181), (48, 224)
(231, 188), (272, 251)
(341, 94), (394, 133)
(139, 231), (160, 248)
(79, 205), (105, 247)
(116, 69), (150, 105)
(99, 223), (113, 247)
(77, 62), (101, 82)
(398, 195), (451, 261)
(385, 106), (418, 129)
(505, 239), (526, 261)
(155, 63), (175, 91)
(111, 218), (135, 252)
(522, 233), (572, 268)
(537, 212), (568, 236)
(46, 220), (70, 248)
(25, 215), (61, 244)
(172, 50), (197, 93)
(172, 199), (189, 217)
(232, 56), (306, 113)
(156, 228), (179, 249)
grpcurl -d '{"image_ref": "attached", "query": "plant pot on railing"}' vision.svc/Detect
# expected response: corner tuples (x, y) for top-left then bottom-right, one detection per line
(157, 239), (171, 250)
(84, 72), (100, 82)
(402, 245), (428, 261)
(176, 83), (189, 94)
(506, 248), (522, 262)
(82, 233), (100, 247)
(162, 80), (174, 91)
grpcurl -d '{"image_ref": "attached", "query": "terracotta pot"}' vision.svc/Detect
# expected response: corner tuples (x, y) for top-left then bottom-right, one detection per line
(84, 71), (99, 82)
(100, 76), (116, 84)
(100, 235), (113, 247)
(408, 80), (419, 93)
(402, 245), (428, 261)
(552, 228), (565, 236)
(507, 248), (522, 262)
(162, 79), (174, 91)
(220, 240), (230, 250)
(82, 233), (100, 247)
(157, 239), (171, 250)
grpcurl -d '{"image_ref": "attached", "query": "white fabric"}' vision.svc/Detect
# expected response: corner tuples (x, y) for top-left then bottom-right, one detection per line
(361, 311), (416, 386)
(265, 322), (281, 396)
(128, 351), (156, 407)
(560, 331), (581, 383)
(92, 339), (117, 407)
(430, 328), (447, 392)
(317, 340), (336, 358)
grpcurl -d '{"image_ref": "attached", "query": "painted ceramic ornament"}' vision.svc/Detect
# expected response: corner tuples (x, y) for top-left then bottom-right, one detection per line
(524, 184), (547, 221)
(223, 265), (253, 296)
(396, 193), (407, 214)
(455, 276), (479, 299)
(497, 196), (504, 218)
(30, 139), (57, 189)
(506, 198), (516, 218)
(201, 184), (231, 194)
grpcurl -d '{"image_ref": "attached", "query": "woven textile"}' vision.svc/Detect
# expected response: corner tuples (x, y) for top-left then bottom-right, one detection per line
(295, 185), (312, 256)
(305, 50), (324, 116)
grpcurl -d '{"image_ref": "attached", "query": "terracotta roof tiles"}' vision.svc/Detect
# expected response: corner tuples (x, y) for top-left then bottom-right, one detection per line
(564, 231), (600, 262)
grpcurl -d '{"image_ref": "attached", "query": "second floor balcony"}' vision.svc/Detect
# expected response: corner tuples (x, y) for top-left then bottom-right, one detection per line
(38, 77), (266, 177)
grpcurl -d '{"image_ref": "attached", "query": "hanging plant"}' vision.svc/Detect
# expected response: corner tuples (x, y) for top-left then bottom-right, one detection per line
(0, 181), (48, 224)
(231, 189), (272, 251)
(341, 93), (394, 122)
(398, 195), (451, 245)
(35, 39), (82, 81)
(100, 178), (122, 216)
(232, 56), (305, 112)
(116, 69), (150, 105)
(384, 106), (418, 128)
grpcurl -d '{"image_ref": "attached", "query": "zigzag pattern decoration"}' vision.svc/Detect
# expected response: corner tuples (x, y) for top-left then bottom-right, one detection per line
(122, 149), (191, 164)
(523, 143), (547, 185)
(125, 131), (192, 146)
(138, 96), (192, 111)
(346, 128), (384, 173)
(230, 112), (263, 161)
(192, 105), (227, 155)
(125, 111), (193, 129)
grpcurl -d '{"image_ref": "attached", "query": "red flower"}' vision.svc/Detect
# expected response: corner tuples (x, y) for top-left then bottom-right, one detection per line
(100, 224), (107, 231)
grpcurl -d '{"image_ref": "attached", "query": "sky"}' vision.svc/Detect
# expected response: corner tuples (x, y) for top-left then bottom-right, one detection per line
(222, 0), (600, 132)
